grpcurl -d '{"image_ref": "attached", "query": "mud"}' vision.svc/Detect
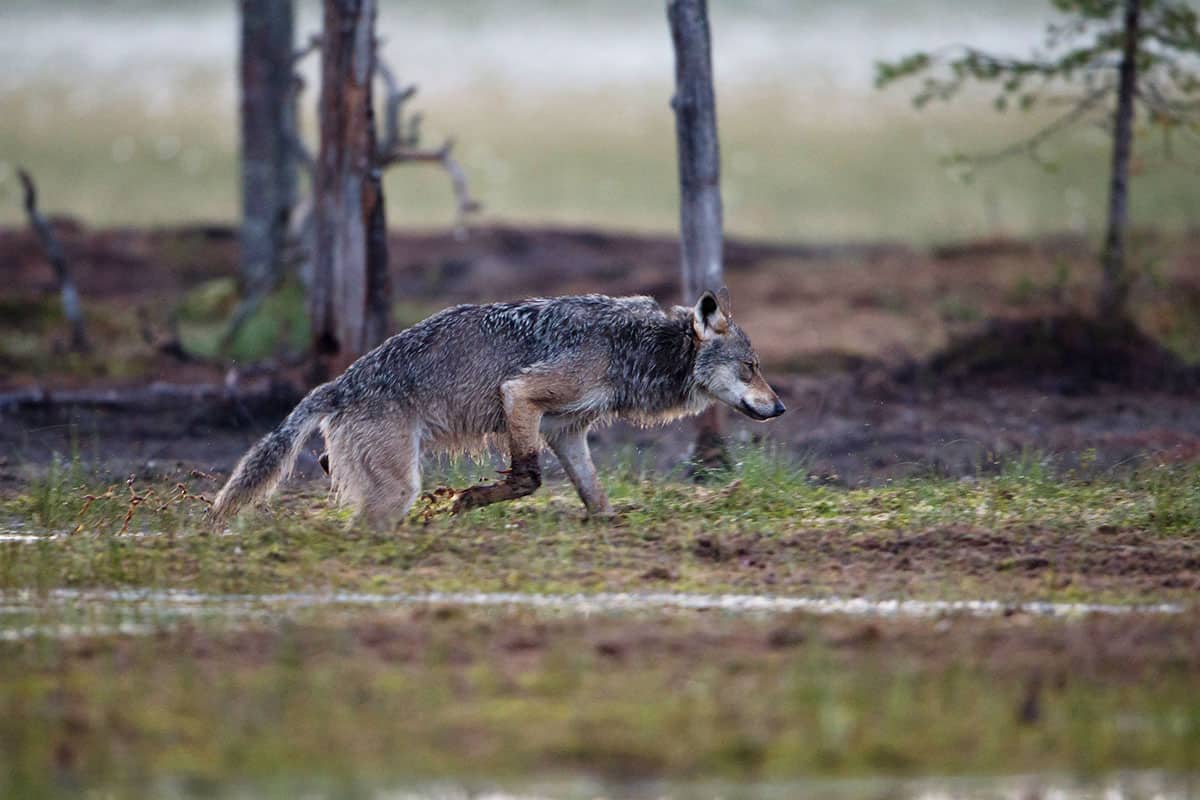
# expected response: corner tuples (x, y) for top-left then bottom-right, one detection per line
(6, 376), (1200, 494)
(5, 223), (1200, 488)
(663, 522), (1200, 601)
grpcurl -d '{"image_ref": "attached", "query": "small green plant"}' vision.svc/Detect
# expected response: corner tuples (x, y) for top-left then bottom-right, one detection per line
(176, 277), (310, 362)
(0, 445), (1195, 602)
(26, 454), (86, 530)
(938, 295), (983, 323)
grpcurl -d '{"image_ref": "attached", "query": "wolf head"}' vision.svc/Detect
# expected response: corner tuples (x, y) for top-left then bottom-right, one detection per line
(690, 288), (786, 421)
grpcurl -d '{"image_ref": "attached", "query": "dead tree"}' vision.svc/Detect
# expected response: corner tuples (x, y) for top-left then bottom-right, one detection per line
(311, 0), (391, 372)
(668, 0), (728, 471)
(232, 3), (477, 368)
(238, 0), (297, 307)
(17, 169), (89, 353)
(284, 42), (479, 294)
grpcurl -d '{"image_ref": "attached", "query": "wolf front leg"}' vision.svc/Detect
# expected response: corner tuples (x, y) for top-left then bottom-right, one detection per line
(451, 375), (548, 514)
(548, 428), (613, 518)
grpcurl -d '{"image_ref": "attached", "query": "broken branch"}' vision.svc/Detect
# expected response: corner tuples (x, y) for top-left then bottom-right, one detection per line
(373, 52), (480, 237)
(378, 139), (481, 236)
(291, 33), (321, 65)
(376, 57), (419, 156)
(17, 168), (89, 353)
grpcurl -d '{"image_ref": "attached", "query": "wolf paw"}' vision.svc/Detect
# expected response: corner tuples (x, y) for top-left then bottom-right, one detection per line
(449, 487), (481, 515)
(450, 483), (501, 514)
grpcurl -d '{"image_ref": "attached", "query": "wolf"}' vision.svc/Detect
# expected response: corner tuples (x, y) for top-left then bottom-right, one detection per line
(210, 288), (784, 527)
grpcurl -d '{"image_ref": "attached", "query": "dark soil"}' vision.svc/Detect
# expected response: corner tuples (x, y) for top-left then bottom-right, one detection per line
(772, 524), (1200, 598)
(615, 518), (1200, 600)
(918, 313), (1199, 392)
(4, 222), (1200, 487)
(7, 374), (1200, 492)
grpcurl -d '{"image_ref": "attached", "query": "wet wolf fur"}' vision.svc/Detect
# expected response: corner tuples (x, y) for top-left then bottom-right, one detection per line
(211, 289), (785, 527)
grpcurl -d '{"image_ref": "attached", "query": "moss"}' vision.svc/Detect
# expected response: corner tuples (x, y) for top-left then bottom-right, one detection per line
(176, 277), (310, 362)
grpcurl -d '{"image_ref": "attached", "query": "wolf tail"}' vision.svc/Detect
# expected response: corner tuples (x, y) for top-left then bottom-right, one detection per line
(210, 381), (339, 524)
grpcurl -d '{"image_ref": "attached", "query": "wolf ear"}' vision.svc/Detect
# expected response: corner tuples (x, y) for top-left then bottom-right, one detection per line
(693, 290), (729, 340)
(716, 286), (732, 317)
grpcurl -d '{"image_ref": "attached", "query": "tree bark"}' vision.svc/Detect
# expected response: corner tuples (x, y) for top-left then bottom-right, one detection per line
(312, 0), (391, 370)
(668, 0), (724, 301)
(668, 0), (728, 472)
(1099, 0), (1141, 321)
(239, 0), (296, 295)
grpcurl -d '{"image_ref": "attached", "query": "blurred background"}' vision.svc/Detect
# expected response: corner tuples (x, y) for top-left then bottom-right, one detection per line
(4, 0), (1197, 242)
(4, 0), (1200, 480)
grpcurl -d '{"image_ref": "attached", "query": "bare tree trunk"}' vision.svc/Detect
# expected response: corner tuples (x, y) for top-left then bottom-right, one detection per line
(239, 0), (296, 296)
(312, 0), (391, 372)
(364, 161), (391, 348)
(18, 170), (89, 353)
(668, 0), (728, 472)
(1099, 0), (1141, 321)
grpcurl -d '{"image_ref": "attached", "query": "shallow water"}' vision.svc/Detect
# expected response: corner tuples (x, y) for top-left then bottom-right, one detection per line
(0, 587), (1184, 642)
(44, 587), (1191, 616)
(145, 771), (1200, 800)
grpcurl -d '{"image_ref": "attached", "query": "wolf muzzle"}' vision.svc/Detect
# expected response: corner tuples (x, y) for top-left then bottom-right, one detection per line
(739, 398), (786, 420)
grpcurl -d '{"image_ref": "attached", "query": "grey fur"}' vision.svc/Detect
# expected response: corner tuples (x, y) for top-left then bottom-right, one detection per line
(210, 290), (784, 527)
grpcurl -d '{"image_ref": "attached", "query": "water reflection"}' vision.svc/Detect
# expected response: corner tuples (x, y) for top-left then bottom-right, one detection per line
(147, 772), (1197, 800)
(0, 587), (1185, 641)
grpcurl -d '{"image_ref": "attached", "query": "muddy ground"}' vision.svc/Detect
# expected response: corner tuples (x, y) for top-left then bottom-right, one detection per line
(4, 222), (1200, 486)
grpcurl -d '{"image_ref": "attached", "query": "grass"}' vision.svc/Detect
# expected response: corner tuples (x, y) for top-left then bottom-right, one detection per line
(3, 59), (1199, 243)
(0, 597), (1197, 797)
(1, 447), (1198, 795)
(2, 446), (1199, 602)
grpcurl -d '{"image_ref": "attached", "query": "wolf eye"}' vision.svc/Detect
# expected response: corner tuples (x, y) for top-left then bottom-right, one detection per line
(739, 361), (755, 381)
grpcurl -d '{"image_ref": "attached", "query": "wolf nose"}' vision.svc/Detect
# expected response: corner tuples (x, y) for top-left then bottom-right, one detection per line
(772, 399), (786, 417)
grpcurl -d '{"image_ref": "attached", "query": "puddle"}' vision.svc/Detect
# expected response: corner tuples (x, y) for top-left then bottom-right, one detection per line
(0, 621), (158, 642)
(0, 587), (1185, 642)
(0, 530), (168, 542)
(45, 587), (1189, 616)
(138, 771), (1200, 800)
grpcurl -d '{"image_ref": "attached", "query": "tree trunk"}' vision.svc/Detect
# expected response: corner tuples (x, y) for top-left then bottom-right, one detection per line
(1099, 0), (1141, 321)
(312, 0), (391, 372)
(239, 0), (296, 295)
(668, 0), (728, 472)
(668, 0), (724, 301)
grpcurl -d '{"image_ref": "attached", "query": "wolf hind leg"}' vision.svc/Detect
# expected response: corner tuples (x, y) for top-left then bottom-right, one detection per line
(326, 417), (421, 529)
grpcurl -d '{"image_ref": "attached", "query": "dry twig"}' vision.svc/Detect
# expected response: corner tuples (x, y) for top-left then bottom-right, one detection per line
(77, 477), (210, 535)
(374, 55), (481, 237)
